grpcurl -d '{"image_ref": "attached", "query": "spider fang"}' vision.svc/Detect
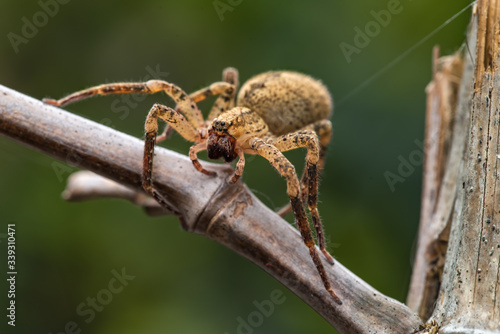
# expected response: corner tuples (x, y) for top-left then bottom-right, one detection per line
(207, 131), (238, 162)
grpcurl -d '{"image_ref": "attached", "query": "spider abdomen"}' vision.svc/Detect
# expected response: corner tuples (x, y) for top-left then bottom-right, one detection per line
(237, 71), (332, 136)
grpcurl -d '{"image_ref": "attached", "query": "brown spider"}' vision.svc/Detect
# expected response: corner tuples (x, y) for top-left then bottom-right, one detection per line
(43, 68), (341, 304)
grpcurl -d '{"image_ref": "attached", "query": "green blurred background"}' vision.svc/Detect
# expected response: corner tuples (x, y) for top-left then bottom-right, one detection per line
(0, 0), (471, 333)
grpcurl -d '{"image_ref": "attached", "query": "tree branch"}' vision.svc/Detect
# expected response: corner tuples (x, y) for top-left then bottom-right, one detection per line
(0, 84), (422, 333)
(62, 170), (167, 216)
(407, 4), (500, 331)
(407, 46), (469, 318)
(431, 1), (500, 331)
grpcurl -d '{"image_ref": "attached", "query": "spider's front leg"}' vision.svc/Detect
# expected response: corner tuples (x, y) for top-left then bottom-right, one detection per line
(44, 79), (207, 128)
(142, 103), (201, 221)
(277, 119), (332, 217)
(265, 130), (335, 264)
(251, 138), (341, 304)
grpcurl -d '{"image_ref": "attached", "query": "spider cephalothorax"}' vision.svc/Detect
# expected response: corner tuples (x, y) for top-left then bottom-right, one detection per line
(207, 106), (270, 163)
(43, 68), (340, 304)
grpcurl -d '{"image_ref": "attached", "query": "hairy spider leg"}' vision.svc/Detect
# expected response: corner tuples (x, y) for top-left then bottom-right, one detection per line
(277, 119), (332, 217)
(43, 80), (205, 128)
(262, 129), (334, 264)
(297, 120), (333, 206)
(230, 147), (246, 183)
(188, 68), (239, 120)
(189, 142), (216, 176)
(209, 67), (239, 119)
(142, 103), (201, 216)
(221, 67), (239, 106)
(142, 103), (202, 228)
(309, 119), (333, 179)
(249, 138), (341, 305)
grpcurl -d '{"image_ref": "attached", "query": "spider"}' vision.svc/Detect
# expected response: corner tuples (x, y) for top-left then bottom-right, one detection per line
(43, 68), (341, 304)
